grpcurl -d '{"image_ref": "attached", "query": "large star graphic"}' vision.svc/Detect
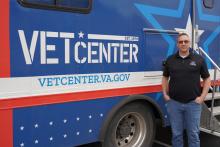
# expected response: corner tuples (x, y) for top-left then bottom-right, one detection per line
(135, 1), (186, 57)
(175, 15), (204, 39)
(175, 15), (204, 48)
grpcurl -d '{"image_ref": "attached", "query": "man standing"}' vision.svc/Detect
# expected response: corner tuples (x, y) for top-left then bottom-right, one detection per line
(162, 33), (211, 147)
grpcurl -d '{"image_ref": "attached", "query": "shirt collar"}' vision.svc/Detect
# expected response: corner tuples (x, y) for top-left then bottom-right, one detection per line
(175, 49), (193, 59)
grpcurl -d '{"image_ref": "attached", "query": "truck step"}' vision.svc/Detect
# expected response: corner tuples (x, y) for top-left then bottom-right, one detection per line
(209, 106), (220, 116)
(200, 104), (220, 133)
(200, 127), (220, 137)
(205, 93), (220, 101)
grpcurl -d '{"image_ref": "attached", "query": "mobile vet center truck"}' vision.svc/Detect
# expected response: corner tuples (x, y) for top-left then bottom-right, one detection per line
(0, 0), (220, 147)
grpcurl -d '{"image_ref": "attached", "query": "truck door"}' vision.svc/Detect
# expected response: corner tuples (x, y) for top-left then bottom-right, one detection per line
(194, 0), (220, 67)
(194, 0), (220, 134)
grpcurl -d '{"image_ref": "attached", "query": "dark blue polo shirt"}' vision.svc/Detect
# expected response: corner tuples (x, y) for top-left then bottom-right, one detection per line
(163, 51), (210, 103)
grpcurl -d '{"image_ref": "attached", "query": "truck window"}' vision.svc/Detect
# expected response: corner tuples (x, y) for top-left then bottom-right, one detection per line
(203, 0), (214, 8)
(18, 0), (92, 13)
(23, 0), (54, 5)
(57, 0), (90, 8)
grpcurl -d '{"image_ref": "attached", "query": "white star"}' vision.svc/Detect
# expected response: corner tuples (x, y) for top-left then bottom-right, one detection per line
(78, 31), (84, 38)
(175, 15), (193, 37)
(89, 129), (92, 133)
(49, 137), (53, 141)
(20, 142), (24, 147)
(76, 132), (80, 135)
(20, 126), (24, 131)
(175, 15), (204, 48)
(34, 140), (39, 144)
(76, 117), (80, 121)
(34, 124), (39, 128)
(100, 113), (103, 117)
(63, 119), (67, 123)
(63, 134), (67, 138)
(49, 121), (53, 126)
(88, 115), (92, 119)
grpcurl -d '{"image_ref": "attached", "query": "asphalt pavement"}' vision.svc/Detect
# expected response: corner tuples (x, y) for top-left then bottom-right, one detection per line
(78, 121), (220, 147)
(153, 124), (220, 147)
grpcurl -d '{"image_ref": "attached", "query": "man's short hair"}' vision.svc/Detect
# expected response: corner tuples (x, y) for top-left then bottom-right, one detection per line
(177, 32), (190, 39)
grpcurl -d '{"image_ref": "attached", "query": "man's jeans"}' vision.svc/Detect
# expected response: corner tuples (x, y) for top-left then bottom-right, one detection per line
(167, 99), (202, 147)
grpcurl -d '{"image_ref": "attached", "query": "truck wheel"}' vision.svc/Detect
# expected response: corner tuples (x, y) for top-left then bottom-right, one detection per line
(103, 102), (155, 147)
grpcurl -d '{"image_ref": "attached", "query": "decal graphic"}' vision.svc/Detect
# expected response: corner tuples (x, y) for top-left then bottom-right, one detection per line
(135, 0), (220, 68)
(135, 0), (220, 100)
(38, 73), (130, 87)
(18, 30), (139, 65)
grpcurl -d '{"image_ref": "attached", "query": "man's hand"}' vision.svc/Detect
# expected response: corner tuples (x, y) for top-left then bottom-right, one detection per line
(195, 77), (211, 104)
(162, 76), (171, 102)
(195, 96), (204, 104)
(164, 94), (171, 102)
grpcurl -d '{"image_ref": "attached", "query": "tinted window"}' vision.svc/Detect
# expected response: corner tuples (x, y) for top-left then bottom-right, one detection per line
(18, 0), (92, 13)
(26, 0), (54, 5)
(203, 0), (214, 8)
(57, 0), (89, 8)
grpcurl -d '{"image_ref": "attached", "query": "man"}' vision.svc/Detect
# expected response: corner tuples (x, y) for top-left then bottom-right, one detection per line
(162, 33), (211, 147)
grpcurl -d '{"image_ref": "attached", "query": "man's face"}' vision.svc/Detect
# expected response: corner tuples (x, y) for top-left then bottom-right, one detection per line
(177, 35), (190, 54)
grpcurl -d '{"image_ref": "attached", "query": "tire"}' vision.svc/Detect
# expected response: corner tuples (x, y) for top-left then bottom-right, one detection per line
(103, 102), (155, 147)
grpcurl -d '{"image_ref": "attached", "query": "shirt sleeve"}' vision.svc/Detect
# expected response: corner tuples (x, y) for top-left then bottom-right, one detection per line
(200, 59), (210, 79)
(162, 60), (169, 77)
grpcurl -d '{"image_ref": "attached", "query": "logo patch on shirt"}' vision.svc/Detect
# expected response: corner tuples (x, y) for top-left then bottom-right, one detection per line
(189, 61), (197, 66)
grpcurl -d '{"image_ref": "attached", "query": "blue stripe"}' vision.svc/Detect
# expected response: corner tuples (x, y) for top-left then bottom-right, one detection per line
(203, 26), (220, 68)
(134, 1), (185, 18)
(196, 0), (220, 22)
(134, 1), (186, 57)
(196, 0), (220, 67)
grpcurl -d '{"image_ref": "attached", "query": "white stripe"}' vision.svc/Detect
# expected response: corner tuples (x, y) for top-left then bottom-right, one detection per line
(0, 71), (162, 99)
(208, 69), (220, 80)
(1, 69), (217, 100)
(88, 34), (139, 41)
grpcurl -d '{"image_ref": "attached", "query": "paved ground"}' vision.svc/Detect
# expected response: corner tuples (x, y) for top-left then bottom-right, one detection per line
(78, 122), (220, 147)
(153, 124), (220, 147)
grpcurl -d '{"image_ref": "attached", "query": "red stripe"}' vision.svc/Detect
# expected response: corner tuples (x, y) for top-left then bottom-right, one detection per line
(0, 109), (13, 147)
(0, 85), (162, 109)
(201, 80), (220, 86)
(211, 80), (220, 86)
(0, 0), (10, 77)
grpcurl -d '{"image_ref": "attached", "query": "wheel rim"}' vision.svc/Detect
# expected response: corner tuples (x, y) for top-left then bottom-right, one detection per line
(114, 112), (147, 147)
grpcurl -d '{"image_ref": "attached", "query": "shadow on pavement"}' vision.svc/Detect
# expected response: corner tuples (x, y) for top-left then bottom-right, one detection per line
(78, 120), (220, 147)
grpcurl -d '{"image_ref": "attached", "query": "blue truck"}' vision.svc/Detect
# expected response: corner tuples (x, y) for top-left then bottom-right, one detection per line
(0, 0), (220, 147)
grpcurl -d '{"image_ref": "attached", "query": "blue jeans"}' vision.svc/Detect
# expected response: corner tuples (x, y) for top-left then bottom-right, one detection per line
(167, 99), (202, 147)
